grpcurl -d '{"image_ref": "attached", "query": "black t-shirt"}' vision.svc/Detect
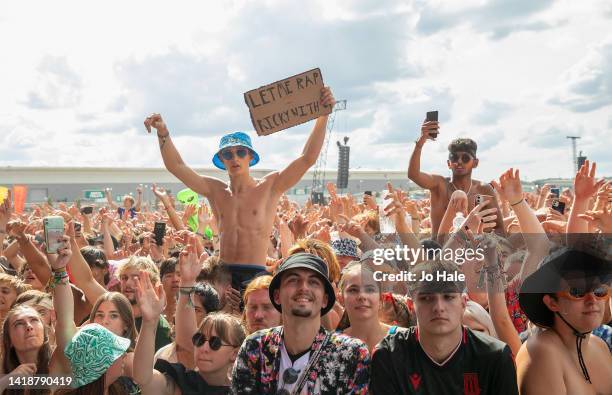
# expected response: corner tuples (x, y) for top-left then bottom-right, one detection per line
(370, 326), (518, 395)
(154, 359), (230, 395)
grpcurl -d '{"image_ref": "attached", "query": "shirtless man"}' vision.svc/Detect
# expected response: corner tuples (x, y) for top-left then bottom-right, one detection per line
(145, 87), (335, 292)
(408, 120), (504, 238)
(517, 249), (612, 395)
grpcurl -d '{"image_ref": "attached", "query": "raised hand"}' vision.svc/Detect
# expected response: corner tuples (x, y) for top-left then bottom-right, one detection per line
(178, 236), (201, 285)
(338, 214), (364, 238)
(7, 220), (27, 240)
(320, 86), (336, 109)
(151, 183), (169, 201)
(326, 182), (338, 200)
(183, 204), (197, 219)
(288, 214), (309, 239)
(463, 201), (498, 234)
(48, 235), (72, 270)
(578, 206), (612, 233)
(574, 160), (605, 200)
(448, 190), (468, 215)
(418, 119), (439, 144)
(491, 168), (523, 205)
(134, 270), (165, 323)
(144, 113), (169, 135)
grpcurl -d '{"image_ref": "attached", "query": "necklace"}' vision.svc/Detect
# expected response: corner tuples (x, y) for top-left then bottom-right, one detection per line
(450, 179), (473, 196)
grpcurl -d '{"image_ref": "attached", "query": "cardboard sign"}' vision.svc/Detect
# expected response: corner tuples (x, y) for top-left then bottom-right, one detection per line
(244, 68), (332, 136)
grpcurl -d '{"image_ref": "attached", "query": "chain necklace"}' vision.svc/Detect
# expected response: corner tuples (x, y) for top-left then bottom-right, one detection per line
(450, 179), (474, 196)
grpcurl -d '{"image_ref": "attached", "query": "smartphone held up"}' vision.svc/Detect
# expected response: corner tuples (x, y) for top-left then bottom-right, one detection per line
(425, 111), (439, 140)
(43, 216), (65, 254)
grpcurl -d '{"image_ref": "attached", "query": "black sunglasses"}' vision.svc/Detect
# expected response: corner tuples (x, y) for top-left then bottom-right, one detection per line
(220, 148), (248, 161)
(449, 153), (473, 164)
(276, 367), (300, 395)
(191, 333), (236, 350)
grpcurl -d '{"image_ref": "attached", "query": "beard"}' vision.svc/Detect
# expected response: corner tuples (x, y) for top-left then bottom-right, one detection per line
(290, 306), (313, 318)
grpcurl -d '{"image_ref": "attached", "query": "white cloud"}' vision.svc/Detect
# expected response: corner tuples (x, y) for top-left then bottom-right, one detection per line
(0, 0), (611, 183)
(549, 38), (612, 112)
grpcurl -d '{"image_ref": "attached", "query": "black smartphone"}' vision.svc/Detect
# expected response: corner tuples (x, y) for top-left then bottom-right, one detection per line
(80, 206), (94, 215)
(550, 188), (560, 198)
(74, 222), (82, 237)
(426, 111), (438, 122)
(552, 199), (565, 214)
(153, 222), (166, 246)
(425, 111), (439, 139)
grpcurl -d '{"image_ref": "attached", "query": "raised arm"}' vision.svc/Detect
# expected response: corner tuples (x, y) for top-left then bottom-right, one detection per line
(132, 271), (173, 395)
(491, 169), (549, 282)
(66, 221), (106, 305)
(152, 184), (184, 231)
(49, 235), (77, 374)
(145, 113), (225, 197)
(436, 190), (468, 244)
(383, 184), (421, 255)
(9, 221), (51, 283)
(175, 237), (201, 354)
(480, 236), (521, 357)
(105, 188), (119, 210)
(567, 161), (605, 235)
(407, 120), (444, 190)
(135, 187), (143, 212)
(272, 87), (335, 194)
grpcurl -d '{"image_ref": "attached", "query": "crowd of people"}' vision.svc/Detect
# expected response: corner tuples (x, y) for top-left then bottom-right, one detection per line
(0, 87), (611, 394)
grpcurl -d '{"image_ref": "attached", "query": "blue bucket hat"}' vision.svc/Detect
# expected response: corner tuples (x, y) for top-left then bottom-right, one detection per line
(212, 132), (260, 170)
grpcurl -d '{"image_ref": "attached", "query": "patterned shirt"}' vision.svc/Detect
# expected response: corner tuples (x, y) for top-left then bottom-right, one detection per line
(505, 278), (528, 334)
(592, 324), (612, 353)
(231, 325), (370, 394)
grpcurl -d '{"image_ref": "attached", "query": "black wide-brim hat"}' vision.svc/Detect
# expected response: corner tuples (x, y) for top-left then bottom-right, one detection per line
(269, 253), (336, 315)
(519, 249), (612, 328)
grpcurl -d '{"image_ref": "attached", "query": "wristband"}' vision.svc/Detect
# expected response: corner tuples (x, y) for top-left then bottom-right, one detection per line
(179, 286), (195, 307)
(510, 198), (524, 207)
(47, 270), (69, 290)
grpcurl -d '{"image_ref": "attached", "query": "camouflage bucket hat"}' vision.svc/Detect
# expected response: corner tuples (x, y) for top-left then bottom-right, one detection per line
(64, 323), (130, 387)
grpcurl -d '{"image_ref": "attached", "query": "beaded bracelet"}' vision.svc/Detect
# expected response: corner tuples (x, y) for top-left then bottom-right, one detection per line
(47, 270), (69, 290)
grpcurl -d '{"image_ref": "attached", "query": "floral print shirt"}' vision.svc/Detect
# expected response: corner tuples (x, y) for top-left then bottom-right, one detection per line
(231, 326), (370, 394)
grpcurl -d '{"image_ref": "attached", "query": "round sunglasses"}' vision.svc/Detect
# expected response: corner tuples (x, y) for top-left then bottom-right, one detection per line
(449, 153), (473, 164)
(220, 148), (248, 161)
(556, 284), (610, 301)
(191, 333), (238, 350)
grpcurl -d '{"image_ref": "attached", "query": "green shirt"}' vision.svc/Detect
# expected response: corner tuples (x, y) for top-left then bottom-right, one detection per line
(135, 315), (173, 352)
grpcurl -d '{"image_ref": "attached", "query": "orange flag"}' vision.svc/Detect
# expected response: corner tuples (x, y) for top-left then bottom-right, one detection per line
(13, 185), (28, 214)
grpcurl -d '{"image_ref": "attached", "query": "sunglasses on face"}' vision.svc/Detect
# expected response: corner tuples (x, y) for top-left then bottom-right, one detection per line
(556, 284), (610, 301)
(191, 333), (236, 350)
(449, 153), (473, 164)
(220, 148), (248, 161)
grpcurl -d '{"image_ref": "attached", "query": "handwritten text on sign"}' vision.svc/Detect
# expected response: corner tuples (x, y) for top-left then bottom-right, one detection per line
(244, 68), (332, 136)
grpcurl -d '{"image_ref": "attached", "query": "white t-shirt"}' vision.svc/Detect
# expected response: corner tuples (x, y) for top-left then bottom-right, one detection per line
(278, 342), (310, 395)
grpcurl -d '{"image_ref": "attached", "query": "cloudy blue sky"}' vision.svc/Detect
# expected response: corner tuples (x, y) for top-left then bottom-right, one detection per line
(1, 0), (611, 182)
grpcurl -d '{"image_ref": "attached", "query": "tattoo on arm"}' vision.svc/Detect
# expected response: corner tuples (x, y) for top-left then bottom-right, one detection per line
(159, 135), (167, 150)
